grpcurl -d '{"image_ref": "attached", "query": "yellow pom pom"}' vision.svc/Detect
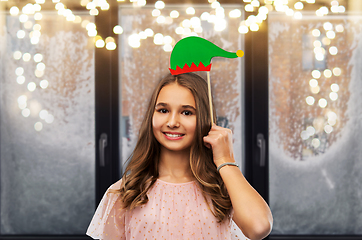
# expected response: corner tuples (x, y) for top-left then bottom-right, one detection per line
(236, 50), (244, 58)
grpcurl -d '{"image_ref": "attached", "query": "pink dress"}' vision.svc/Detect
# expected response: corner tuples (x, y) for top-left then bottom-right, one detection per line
(87, 179), (248, 240)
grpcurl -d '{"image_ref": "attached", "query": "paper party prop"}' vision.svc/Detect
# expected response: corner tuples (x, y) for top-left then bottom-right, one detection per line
(169, 36), (244, 75)
(169, 36), (244, 125)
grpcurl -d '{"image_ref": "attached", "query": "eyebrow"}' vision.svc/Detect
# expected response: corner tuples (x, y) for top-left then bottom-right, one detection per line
(155, 103), (196, 111)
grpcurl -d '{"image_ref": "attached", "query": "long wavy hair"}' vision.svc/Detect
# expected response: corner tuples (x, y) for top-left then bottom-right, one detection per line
(118, 72), (232, 222)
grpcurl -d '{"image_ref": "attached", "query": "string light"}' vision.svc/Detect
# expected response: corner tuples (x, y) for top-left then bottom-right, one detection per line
(336, 24), (344, 32)
(13, 51), (22, 60)
(5, 0), (347, 136)
(40, 80), (49, 89)
(322, 37), (331, 45)
(324, 125), (333, 134)
(152, 9), (161, 17)
(311, 138), (320, 148)
(39, 110), (48, 120)
(36, 63), (46, 72)
(250, 23), (259, 32)
(318, 98), (327, 108)
(329, 46), (338, 55)
(306, 126), (316, 136)
(17, 76), (26, 84)
(144, 28), (154, 37)
(153, 33), (164, 45)
(201, 12), (210, 21)
(214, 18), (227, 32)
(128, 34), (141, 48)
(312, 29), (320, 37)
(18, 95), (27, 105)
(163, 44), (172, 52)
(245, 4), (254, 12)
(309, 79), (318, 88)
(190, 17), (201, 28)
(311, 70), (321, 79)
(294, 2), (303, 10)
(17, 30), (26, 39)
(10, 6), (19, 16)
(294, 12), (302, 19)
(323, 69), (332, 78)
(170, 10), (179, 18)
(34, 12), (43, 20)
(186, 7), (195, 15)
(326, 30), (336, 39)
(34, 53), (43, 62)
(105, 37), (116, 50)
(311, 85), (320, 94)
(331, 83), (340, 92)
(139, 31), (147, 39)
(211, 1), (220, 9)
(155, 1), (165, 10)
(15, 67), (24, 76)
(6, 0), (346, 51)
(286, 9), (294, 16)
(251, 0), (260, 7)
(332, 68), (341, 76)
(329, 92), (338, 101)
(156, 15), (166, 24)
(238, 25), (248, 34)
(306, 96), (315, 105)
(175, 27), (184, 35)
(19, 14), (28, 23)
(22, 109), (31, 118)
(34, 122), (43, 131)
(23, 53), (31, 62)
(301, 130), (309, 140)
(27, 82), (37, 92)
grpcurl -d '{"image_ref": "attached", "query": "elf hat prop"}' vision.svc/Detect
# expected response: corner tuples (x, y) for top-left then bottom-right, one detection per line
(169, 36), (244, 75)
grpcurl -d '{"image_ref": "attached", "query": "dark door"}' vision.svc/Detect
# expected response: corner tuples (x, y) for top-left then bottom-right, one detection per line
(246, 10), (362, 240)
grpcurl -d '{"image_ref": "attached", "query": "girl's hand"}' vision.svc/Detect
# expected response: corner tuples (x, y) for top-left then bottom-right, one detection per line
(203, 124), (235, 168)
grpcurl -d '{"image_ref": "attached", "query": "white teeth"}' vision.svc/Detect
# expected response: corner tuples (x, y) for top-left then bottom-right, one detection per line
(165, 133), (183, 137)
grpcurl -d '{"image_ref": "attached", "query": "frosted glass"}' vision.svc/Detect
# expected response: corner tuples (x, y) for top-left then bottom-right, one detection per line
(118, 5), (245, 175)
(269, 13), (362, 235)
(0, 13), (95, 234)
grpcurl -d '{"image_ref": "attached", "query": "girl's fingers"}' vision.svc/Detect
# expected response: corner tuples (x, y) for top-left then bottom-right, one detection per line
(203, 135), (213, 145)
(203, 128), (233, 149)
(204, 141), (211, 149)
(211, 124), (232, 132)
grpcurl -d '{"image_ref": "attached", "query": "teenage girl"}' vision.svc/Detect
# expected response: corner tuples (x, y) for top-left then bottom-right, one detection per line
(87, 73), (273, 240)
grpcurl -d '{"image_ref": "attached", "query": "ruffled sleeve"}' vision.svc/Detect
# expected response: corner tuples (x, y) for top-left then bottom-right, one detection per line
(86, 179), (126, 240)
(230, 220), (250, 240)
(229, 210), (250, 240)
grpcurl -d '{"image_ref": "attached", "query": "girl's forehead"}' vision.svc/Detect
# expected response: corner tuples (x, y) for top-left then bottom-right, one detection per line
(156, 83), (195, 105)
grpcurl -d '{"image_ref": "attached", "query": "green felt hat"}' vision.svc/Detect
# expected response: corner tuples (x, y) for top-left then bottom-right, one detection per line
(169, 36), (244, 75)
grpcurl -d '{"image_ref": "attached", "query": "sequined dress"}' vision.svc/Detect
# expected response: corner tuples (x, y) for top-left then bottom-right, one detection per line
(86, 179), (247, 240)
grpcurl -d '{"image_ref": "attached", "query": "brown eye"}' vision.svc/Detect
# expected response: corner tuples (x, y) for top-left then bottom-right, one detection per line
(182, 110), (193, 116)
(158, 109), (168, 113)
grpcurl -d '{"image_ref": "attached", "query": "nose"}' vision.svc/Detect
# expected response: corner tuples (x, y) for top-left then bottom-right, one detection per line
(167, 112), (180, 128)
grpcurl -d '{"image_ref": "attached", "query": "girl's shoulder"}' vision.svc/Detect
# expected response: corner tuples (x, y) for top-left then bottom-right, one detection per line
(86, 179), (126, 239)
(109, 178), (123, 190)
(102, 178), (123, 197)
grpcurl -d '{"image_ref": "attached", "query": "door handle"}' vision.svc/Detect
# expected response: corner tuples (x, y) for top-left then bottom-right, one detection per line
(256, 133), (266, 167)
(99, 133), (108, 167)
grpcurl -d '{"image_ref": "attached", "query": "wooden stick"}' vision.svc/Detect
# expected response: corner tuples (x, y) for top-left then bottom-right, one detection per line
(207, 71), (214, 126)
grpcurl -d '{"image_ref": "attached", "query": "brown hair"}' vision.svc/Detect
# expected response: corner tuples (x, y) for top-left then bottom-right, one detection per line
(118, 72), (232, 222)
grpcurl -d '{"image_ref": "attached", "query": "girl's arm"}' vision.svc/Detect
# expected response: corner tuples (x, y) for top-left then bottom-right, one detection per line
(203, 124), (273, 240)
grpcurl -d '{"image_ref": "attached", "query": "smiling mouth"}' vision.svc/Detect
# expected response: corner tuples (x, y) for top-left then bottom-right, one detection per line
(164, 133), (184, 138)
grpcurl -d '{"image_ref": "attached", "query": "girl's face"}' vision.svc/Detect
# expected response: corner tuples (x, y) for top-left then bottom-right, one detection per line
(152, 83), (197, 154)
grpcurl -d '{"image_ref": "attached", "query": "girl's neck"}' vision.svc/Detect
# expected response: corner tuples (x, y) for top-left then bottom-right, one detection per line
(157, 147), (195, 183)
